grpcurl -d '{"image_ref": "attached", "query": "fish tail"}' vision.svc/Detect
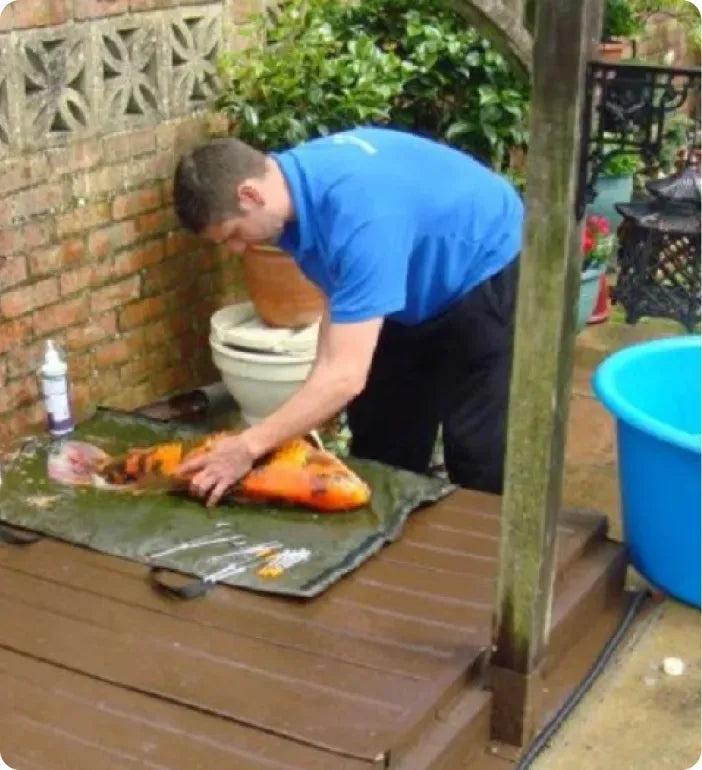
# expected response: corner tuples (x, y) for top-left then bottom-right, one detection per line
(47, 440), (111, 487)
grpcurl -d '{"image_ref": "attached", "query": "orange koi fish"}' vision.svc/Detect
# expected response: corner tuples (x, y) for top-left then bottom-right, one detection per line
(48, 433), (371, 512)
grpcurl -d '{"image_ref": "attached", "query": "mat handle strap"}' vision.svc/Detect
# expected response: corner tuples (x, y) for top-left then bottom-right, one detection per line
(149, 567), (214, 600)
(0, 525), (42, 546)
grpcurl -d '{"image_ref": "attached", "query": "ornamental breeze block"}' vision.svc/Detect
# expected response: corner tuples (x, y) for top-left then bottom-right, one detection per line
(0, 3), (228, 156)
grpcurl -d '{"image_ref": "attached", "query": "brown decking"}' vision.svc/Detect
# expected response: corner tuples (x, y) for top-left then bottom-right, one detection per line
(0, 489), (627, 769)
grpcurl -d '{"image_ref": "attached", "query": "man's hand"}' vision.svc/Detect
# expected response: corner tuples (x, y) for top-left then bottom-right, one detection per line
(177, 434), (256, 508)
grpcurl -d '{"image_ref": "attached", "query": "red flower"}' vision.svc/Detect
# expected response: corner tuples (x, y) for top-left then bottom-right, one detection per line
(585, 214), (610, 236)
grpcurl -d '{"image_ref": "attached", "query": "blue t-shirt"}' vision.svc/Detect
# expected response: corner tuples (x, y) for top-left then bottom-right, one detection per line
(273, 127), (523, 325)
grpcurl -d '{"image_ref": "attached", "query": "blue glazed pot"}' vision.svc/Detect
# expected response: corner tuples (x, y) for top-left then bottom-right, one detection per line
(588, 175), (634, 230)
(578, 266), (604, 332)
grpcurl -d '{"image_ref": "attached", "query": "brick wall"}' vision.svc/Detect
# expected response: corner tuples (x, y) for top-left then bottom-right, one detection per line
(0, 0), (254, 444)
(636, 11), (699, 67)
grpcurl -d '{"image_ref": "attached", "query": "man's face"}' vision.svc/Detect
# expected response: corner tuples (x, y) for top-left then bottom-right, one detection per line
(204, 211), (284, 254)
(203, 180), (285, 254)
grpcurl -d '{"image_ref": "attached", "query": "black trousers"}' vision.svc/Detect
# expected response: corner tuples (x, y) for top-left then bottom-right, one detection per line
(347, 257), (519, 495)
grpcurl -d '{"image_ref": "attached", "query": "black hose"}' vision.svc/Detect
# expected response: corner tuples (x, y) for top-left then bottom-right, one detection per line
(515, 588), (651, 770)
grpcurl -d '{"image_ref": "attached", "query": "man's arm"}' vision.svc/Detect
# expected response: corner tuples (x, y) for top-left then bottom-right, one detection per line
(178, 305), (382, 506)
(245, 312), (381, 457)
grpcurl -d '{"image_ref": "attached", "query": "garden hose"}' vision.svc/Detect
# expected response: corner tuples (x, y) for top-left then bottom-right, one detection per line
(515, 588), (651, 770)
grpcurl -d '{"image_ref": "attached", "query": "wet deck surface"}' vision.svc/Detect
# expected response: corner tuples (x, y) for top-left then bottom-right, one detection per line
(0, 489), (609, 769)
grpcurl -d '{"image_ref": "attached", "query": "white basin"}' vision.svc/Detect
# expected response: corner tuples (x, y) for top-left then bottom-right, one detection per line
(209, 335), (314, 425)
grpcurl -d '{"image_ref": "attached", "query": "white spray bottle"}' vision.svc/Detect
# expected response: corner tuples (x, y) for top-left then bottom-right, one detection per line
(39, 339), (75, 436)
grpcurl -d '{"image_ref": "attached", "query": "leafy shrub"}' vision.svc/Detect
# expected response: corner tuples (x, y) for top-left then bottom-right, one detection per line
(215, 0), (529, 168)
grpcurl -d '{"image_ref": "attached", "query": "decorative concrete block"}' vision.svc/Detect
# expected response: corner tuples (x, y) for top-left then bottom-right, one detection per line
(2, 2), (232, 155)
(16, 26), (95, 147)
(168, 5), (222, 115)
(98, 12), (167, 129)
(0, 36), (17, 157)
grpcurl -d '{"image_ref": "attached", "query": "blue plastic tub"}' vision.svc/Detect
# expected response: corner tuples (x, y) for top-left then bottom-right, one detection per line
(593, 335), (701, 607)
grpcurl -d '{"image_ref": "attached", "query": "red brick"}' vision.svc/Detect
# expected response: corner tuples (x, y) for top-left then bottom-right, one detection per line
(129, 0), (180, 11)
(73, 0), (129, 20)
(138, 208), (177, 237)
(112, 186), (162, 221)
(94, 339), (130, 369)
(12, 182), (68, 220)
(60, 265), (94, 296)
(0, 156), (48, 195)
(119, 356), (150, 383)
(0, 0), (68, 31)
(33, 296), (90, 337)
(113, 240), (165, 275)
(129, 381), (161, 409)
(118, 296), (166, 331)
(71, 381), (94, 419)
(28, 245), (62, 276)
(67, 351), (92, 381)
(143, 314), (190, 347)
(107, 389), (138, 410)
(161, 180), (174, 205)
(47, 140), (102, 176)
(71, 167), (119, 199)
(66, 312), (118, 351)
(0, 255), (28, 288)
(204, 111), (230, 136)
(123, 153), (173, 186)
(155, 366), (190, 394)
(0, 278), (59, 318)
(56, 202), (110, 237)
(0, 410), (28, 445)
(28, 239), (86, 276)
(5, 337), (46, 379)
(92, 260), (116, 287)
(62, 239), (86, 266)
(174, 118), (208, 152)
(164, 230), (201, 258)
(0, 227), (15, 255)
(142, 263), (181, 295)
(0, 376), (39, 413)
(29, 239), (85, 275)
(88, 220), (139, 259)
(2, 220), (55, 254)
(25, 399), (47, 426)
(94, 370), (123, 406)
(191, 298), (218, 324)
(0, 318), (32, 356)
(90, 276), (141, 314)
(103, 128), (156, 161)
(94, 331), (145, 368)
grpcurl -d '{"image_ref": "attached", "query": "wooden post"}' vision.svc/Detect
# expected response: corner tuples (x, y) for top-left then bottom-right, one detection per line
(490, 0), (604, 747)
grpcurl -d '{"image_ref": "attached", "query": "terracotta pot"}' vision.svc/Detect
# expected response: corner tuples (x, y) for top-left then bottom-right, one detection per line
(588, 272), (611, 325)
(598, 41), (626, 62)
(242, 245), (324, 328)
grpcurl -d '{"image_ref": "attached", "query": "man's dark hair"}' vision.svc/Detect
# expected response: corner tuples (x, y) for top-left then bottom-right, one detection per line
(173, 138), (267, 234)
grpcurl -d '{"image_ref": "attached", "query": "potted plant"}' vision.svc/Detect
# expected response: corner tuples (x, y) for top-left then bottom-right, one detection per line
(578, 214), (615, 332)
(590, 151), (640, 230)
(600, 0), (642, 60)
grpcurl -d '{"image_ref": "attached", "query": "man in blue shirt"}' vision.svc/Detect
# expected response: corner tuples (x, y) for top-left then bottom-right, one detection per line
(173, 128), (523, 507)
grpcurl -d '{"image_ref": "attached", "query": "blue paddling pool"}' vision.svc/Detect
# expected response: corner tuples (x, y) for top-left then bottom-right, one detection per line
(593, 335), (701, 607)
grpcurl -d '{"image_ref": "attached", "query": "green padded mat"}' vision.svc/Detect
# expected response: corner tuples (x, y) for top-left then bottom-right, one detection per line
(0, 409), (455, 598)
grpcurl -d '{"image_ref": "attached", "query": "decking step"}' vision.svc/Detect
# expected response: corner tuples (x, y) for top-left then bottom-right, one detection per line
(392, 687), (493, 770)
